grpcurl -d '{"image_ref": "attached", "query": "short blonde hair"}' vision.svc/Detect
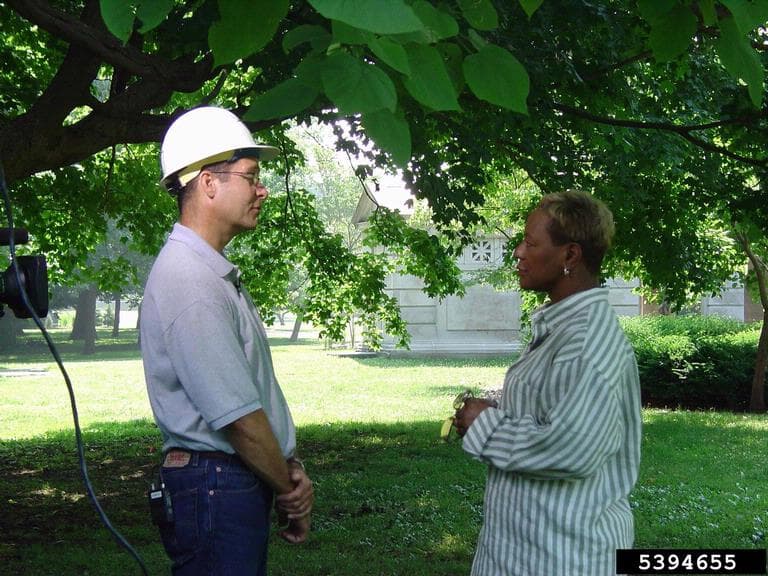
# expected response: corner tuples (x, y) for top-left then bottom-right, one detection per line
(537, 190), (615, 275)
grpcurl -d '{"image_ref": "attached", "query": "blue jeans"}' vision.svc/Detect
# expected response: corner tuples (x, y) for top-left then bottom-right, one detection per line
(158, 452), (273, 576)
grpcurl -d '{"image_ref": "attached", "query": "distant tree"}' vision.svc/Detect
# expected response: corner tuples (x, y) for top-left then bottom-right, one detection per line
(3, 1), (768, 403)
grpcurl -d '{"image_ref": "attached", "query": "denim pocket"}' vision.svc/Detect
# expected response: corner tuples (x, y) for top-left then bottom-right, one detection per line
(159, 484), (200, 567)
(212, 470), (272, 566)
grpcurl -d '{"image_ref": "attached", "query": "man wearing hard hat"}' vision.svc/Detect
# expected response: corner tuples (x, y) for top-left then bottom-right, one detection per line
(140, 106), (313, 575)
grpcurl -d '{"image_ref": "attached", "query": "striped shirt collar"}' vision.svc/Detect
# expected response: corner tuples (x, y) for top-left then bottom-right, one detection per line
(529, 287), (609, 349)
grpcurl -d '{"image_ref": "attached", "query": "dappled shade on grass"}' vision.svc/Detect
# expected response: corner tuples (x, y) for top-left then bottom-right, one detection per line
(1, 334), (766, 573)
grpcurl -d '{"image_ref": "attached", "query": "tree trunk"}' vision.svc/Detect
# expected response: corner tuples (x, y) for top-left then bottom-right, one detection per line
(111, 291), (121, 338)
(737, 232), (767, 412)
(71, 285), (97, 354)
(347, 318), (356, 349)
(290, 312), (303, 342)
(751, 310), (768, 412)
(135, 304), (141, 347)
(0, 312), (16, 350)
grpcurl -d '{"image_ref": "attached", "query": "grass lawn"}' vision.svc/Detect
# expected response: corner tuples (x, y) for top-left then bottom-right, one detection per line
(1, 328), (767, 575)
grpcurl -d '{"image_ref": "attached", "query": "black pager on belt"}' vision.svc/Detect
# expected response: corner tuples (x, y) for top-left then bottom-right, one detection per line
(148, 478), (174, 526)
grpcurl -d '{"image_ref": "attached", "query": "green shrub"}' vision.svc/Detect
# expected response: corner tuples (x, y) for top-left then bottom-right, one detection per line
(620, 316), (764, 411)
(621, 314), (751, 339)
(56, 310), (75, 328)
(96, 305), (114, 327)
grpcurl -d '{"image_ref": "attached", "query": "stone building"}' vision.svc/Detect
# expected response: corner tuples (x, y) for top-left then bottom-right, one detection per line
(352, 185), (762, 356)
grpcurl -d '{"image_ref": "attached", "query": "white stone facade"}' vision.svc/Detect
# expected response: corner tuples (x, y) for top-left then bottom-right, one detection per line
(353, 187), (755, 356)
(380, 239), (752, 356)
(384, 268), (522, 355)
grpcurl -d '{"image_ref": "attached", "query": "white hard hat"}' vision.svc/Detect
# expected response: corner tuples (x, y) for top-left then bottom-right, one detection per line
(160, 106), (279, 190)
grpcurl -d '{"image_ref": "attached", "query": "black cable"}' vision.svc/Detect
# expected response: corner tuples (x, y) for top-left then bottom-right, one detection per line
(0, 161), (150, 575)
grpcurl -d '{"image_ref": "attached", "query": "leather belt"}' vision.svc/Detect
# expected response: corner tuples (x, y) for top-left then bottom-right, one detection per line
(163, 448), (241, 468)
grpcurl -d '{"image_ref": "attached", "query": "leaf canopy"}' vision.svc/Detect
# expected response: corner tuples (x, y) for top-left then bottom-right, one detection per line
(463, 44), (529, 113)
(321, 51), (398, 114)
(209, 0), (289, 67)
(5, 0), (768, 351)
(308, 0), (425, 34)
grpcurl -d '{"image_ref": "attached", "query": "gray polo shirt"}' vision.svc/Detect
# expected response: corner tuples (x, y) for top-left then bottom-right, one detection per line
(140, 223), (296, 457)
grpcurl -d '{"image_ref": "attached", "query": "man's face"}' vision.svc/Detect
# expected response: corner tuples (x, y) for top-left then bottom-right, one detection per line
(211, 158), (268, 233)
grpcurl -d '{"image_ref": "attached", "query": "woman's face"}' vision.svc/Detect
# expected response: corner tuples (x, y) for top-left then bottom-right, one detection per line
(513, 209), (568, 294)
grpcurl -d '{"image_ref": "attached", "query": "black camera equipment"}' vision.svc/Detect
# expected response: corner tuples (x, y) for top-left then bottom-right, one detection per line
(0, 227), (49, 319)
(0, 160), (147, 574)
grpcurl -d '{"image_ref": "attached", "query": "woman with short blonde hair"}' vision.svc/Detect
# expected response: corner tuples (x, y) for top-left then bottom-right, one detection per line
(455, 190), (641, 575)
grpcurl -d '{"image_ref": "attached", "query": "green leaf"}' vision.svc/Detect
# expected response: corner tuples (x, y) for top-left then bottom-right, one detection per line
(518, 0), (544, 18)
(209, 0), (289, 67)
(321, 52), (397, 113)
(699, 0), (717, 26)
(368, 37), (411, 75)
(458, 0), (498, 31)
(283, 24), (331, 53)
(403, 44), (460, 111)
(294, 52), (327, 88)
(637, 0), (677, 23)
(463, 44), (529, 114)
(388, 29), (433, 45)
(716, 16), (764, 107)
(648, 4), (698, 62)
(468, 28), (488, 51)
(438, 42), (466, 93)
(412, 1), (459, 40)
(244, 78), (319, 121)
(362, 109), (412, 166)
(332, 20), (373, 45)
(99, 0), (135, 42)
(308, 0), (424, 34)
(136, 0), (174, 34)
(720, 0), (768, 35)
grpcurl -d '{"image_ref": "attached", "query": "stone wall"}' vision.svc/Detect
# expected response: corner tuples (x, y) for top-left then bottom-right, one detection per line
(380, 239), (757, 355)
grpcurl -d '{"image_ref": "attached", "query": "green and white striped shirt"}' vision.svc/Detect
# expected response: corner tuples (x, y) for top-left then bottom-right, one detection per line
(463, 287), (642, 576)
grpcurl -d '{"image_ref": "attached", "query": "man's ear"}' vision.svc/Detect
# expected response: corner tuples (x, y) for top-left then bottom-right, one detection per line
(198, 171), (218, 199)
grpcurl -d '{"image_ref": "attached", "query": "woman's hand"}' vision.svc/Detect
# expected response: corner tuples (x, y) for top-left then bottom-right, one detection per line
(454, 398), (497, 437)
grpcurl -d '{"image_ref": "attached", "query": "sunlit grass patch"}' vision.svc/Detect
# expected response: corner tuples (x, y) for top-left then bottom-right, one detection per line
(635, 409), (768, 549)
(0, 333), (766, 574)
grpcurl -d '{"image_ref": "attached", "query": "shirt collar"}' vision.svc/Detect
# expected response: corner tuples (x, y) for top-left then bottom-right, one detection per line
(168, 223), (239, 284)
(528, 287), (609, 349)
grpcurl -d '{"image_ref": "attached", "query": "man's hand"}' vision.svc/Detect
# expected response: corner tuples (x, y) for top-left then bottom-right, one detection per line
(276, 464), (313, 519)
(275, 463), (313, 543)
(278, 514), (311, 544)
(454, 398), (497, 437)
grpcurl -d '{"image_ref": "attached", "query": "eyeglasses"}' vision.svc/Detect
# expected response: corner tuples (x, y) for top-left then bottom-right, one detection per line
(440, 389), (474, 441)
(207, 171), (261, 187)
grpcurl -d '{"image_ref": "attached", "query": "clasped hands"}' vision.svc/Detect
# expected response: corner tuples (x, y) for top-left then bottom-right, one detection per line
(276, 460), (313, 544)
(442, 390), (498, 440)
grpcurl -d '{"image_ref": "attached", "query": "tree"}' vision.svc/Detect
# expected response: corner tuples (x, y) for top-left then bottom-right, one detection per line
(4, 0), (766, 233)
(3, 0), (768, 405)
(287, 122), (363, 246)
(7, 141), (175, 352)
(2, 0), (471, 349)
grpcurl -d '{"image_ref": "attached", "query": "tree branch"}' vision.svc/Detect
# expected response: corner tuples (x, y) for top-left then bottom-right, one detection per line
(0, 0), (286, 183)
(551, 102), (768, 168)
(578, 50), (652, 84)
(5, 0), (212, 92)
(735, 230), (768, 308)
